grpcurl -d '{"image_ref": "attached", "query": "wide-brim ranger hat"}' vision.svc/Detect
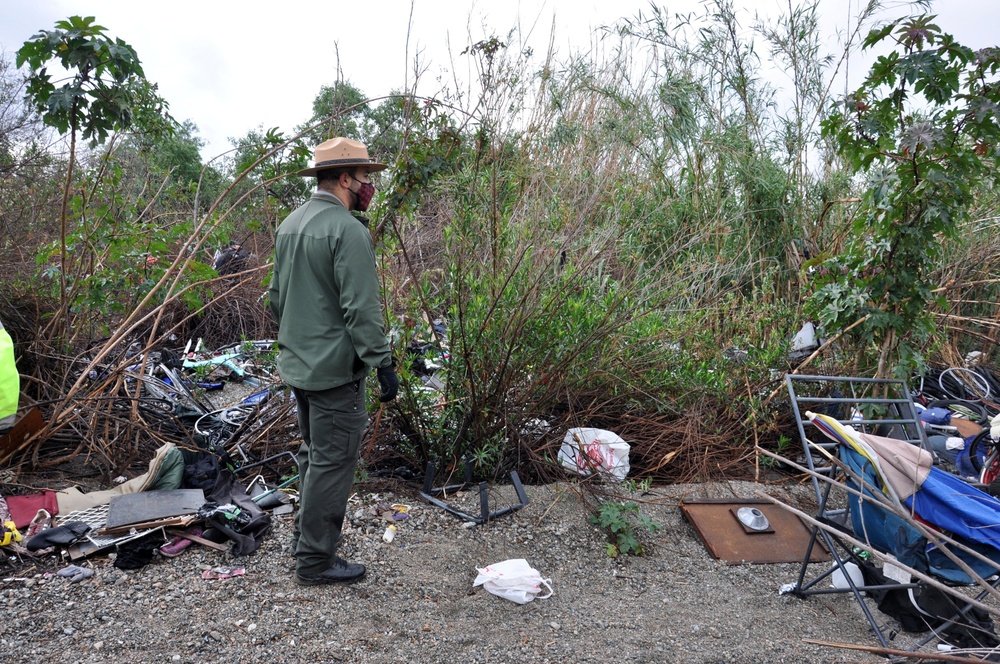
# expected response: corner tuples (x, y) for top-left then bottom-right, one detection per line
(296, 137), (388, 177)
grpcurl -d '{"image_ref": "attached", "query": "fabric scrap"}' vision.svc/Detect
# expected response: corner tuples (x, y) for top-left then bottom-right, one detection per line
(6, 492), (58, 529)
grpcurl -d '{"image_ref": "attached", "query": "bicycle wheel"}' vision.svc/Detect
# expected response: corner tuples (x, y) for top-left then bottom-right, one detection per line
(194, 411), (230, 438)
(967, 428), (996, 476)
(219, 404), (255, 426)
(938, 367), (992, 402)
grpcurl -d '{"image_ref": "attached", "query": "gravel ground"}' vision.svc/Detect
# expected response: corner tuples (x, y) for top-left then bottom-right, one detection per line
(1, 478), (931, 663)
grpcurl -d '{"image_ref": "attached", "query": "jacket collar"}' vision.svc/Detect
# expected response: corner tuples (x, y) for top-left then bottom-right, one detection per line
(312, 189), (346, 207)
(311, 190), (370, 226)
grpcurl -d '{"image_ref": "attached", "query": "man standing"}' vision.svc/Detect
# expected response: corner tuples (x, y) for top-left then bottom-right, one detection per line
(269, 137), (398, 586)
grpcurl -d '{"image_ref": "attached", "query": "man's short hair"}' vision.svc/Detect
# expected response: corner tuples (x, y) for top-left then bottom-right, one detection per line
(316, 166), (353, 186)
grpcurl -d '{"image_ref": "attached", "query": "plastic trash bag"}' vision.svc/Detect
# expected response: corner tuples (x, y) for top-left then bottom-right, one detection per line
(557, 427), (630, 481)
(991, 412), (1000, 441)
(473, 558), (553, 604)
(791, 321), (817, 353)
(789, 321), (820, 362)
(920, 407), (952, 426)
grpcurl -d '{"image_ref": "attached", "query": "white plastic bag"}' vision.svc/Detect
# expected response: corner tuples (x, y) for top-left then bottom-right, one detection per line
(473, 558), (553, 604)
(791, 321), (817, 352)
(557, 427), (630, 481)
(991, 412), (1000, 442)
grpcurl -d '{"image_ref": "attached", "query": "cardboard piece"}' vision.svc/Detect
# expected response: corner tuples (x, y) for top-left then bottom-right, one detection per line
(951, 417), (982, 439)
(681, 499), (829, 564)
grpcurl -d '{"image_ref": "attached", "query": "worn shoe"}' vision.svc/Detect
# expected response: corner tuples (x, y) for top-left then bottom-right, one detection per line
(25, 510), (54, 555)
(159, 527), (202, 558)
(25, 521), (90, 552)
(26, 509), (52, 539)
(294, 557), (366, 586)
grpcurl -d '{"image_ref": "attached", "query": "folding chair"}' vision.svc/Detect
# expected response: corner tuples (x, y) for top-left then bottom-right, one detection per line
(785, 374), (1000, 655)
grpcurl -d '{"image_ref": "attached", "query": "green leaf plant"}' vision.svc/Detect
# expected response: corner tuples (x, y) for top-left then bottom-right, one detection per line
(589, 499), (661, 558)
(810, 15), (1000, 377)
(16, 15), (171, 342)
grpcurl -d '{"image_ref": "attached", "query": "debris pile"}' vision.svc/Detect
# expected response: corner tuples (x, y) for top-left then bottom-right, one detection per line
(0, 436), (295, 573)
(0, 337), (296, 474)
(0, 336), (305, 574)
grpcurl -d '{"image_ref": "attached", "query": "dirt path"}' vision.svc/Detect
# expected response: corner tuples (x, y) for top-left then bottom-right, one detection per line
(1, 479), (909, 663)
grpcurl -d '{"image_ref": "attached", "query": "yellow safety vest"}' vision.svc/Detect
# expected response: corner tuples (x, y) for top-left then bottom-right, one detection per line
(0, 327), (18, 420)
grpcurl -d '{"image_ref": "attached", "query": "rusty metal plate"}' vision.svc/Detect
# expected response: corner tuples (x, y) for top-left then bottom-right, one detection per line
(681, 499), (829, 564)
(0, 407), (44, 461)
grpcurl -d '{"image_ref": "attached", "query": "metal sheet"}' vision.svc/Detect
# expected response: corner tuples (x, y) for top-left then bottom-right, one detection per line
(58, 503), (161, 560)
(681, 499), (829, 564)
(105, 489), (205, 529)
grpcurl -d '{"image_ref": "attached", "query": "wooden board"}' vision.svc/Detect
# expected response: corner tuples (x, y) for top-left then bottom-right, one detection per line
(681, 499), (829, 564)
(105, 489), (205, 529)
(101, 514), (196, 535)
(0, 408), (44, 461)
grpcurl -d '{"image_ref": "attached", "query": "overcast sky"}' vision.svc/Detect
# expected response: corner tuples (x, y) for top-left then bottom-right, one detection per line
(2, 1), (998, 160)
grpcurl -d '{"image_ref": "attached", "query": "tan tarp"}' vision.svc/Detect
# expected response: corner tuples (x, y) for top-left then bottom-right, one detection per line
(56, 443), (179, 514)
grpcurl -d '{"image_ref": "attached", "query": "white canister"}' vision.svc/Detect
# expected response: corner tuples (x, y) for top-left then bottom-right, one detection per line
(830, 561), (864, 590)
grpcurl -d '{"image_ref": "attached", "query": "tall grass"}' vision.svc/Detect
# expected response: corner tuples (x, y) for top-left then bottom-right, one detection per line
(8, 1), (992, 481)
(370, 1), (886, 481)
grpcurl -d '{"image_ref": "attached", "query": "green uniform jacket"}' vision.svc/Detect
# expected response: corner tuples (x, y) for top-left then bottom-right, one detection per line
(269, 191), (391, 391)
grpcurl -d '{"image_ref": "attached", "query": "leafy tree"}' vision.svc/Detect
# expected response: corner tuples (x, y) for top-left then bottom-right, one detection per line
(147, 120), (206, 186)
(16, 16), (171, 327)
(372, 96), (464, 220)
(134, 119), (223, 206)
(15, 16), (163, 143)
(810, 16), (1000, 377)
(228, 126), (310, 220)
(301, 81), (371, 144)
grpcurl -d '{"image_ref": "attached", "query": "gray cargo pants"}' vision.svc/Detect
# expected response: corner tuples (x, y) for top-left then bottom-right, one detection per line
(291, 380), (368, 576)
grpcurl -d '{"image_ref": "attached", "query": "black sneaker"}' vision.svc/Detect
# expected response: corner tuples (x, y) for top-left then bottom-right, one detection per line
(294, 557), (366, 586)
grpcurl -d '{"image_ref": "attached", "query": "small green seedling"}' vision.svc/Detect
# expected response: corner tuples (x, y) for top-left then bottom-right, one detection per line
(590, 500), (661, 558)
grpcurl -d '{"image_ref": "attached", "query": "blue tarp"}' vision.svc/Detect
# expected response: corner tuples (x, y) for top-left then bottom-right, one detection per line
(842, 444), (1000, 584)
